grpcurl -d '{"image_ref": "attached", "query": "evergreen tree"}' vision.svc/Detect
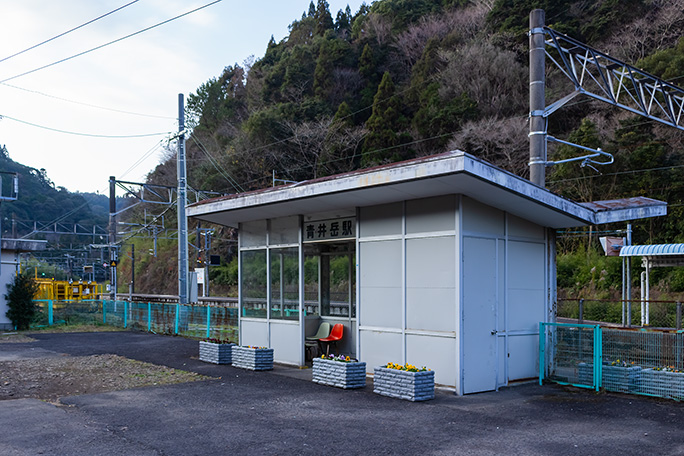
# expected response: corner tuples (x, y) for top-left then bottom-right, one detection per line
(362, 72), (410, 166)
(5, 272), (40, 330)
(315, 0), (334, 36)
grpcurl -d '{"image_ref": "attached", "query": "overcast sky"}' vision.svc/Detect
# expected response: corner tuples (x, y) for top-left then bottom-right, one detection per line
(0, 0), (366, 194)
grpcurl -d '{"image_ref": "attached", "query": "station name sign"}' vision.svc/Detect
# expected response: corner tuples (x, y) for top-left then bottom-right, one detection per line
(303, 217), (355, 242)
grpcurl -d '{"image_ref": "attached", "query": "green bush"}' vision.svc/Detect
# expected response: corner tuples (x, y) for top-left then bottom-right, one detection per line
(5, 272), (40, 330)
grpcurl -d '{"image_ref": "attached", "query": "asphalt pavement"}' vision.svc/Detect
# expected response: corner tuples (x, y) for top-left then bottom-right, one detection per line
(2, 331), (684, 456)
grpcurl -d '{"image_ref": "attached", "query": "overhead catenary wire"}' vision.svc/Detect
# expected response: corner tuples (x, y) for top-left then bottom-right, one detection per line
(0, 0), (223, 84)
(0, 83), (175, 119)
(0, 0), (140, 64)
(0, 114), (172, 138)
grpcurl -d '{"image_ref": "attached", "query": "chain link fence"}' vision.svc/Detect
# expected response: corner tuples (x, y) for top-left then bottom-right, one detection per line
(33, 299), (238, 342)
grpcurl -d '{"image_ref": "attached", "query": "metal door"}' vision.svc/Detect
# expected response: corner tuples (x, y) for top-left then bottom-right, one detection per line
(462, 236), (498, 394)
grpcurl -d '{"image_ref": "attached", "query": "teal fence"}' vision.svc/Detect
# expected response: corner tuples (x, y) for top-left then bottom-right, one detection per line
(540, 322), (684, 400)
(33, 299), (238, 342)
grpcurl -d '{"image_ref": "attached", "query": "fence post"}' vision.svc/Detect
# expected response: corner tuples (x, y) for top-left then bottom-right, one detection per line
(175, 303), (180, 335)
(124, 301), (128, 328)
(578, 299), (584, 324)
(206, 305), (211, 339)
(48, 300), (53, 326)
(539, 322), (545, 385)
(677, 302), (682, 331)
(593, 325), (602, 391)
(147, 302), (152, 332)
(103, 300), (107, 325)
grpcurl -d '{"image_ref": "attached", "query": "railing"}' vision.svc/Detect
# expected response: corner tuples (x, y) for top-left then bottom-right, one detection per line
(557, 298), (683, 329)
(33, 299), (238, 342)
(540, 322), (684, 401)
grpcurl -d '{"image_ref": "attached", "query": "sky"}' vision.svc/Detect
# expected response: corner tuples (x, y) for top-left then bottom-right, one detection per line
(0, 0), (367, 194)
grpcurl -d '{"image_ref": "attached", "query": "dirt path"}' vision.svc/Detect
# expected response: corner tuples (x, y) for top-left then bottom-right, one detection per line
(0, 333), (209, 402)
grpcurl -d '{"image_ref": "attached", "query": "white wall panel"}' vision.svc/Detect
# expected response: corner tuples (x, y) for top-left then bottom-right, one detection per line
(508, 213), (545, 239)
(406, 195), (455, 234)
(406, 237), (456, 332)
(359, 330), (402, 373)
(359, 240), (402, 328)
(270, 321), (301, 365)
(508, 335), (538, 380)
(406, 334), (456, 386)
(240, 319), (268, 347)
(359, 202), (403, 237)
(462, 197), (504, 236)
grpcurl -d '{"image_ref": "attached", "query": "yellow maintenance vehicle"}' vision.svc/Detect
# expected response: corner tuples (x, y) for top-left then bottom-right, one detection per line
(34, 276), (104, 301)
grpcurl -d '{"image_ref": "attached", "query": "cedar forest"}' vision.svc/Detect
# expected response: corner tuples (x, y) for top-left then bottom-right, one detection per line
(5, 0), (684, 302)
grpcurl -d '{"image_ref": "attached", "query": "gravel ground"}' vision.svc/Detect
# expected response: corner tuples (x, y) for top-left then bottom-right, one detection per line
(0, 332), (208, 402)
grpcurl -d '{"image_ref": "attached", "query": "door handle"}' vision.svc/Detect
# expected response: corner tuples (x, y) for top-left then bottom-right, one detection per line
(491, 329), (498, 335)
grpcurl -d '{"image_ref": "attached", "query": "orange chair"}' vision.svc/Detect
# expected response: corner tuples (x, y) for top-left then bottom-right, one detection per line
(319, 323), (344, 355)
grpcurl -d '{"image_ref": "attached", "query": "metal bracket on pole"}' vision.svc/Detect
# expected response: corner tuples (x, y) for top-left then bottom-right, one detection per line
(545, 136), (614, 171)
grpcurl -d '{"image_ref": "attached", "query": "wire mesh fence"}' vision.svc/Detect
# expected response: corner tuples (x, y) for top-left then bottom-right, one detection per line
(541, 322), (684, 400)
(33, 299), (238, 342)
(557, 299), (683, 329)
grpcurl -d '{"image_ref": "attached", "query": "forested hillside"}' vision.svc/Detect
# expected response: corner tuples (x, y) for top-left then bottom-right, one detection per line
(0, 145), (108, 233)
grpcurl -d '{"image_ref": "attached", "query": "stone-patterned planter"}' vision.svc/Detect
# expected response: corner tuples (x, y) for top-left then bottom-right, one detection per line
(639, 369), (684, 399)
(231, 346), (274, 371)
(373, 366), (434, 401)
(578, 363), (641, 393)
(199, 341), (235, 364)
(602, 365), (641, 393)
(312, 358), (366, 389)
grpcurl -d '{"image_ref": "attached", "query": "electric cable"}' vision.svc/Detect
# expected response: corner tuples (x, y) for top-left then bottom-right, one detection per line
(0, 0), (223, 84)
(0, 83), (175, 119)
(0, 1), (140, 64)
(0, 114), (172, 138)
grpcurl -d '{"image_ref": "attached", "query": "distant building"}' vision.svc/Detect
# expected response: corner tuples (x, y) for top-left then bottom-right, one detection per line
(188, 151), (665, 394)
(0, 239), (47, 330)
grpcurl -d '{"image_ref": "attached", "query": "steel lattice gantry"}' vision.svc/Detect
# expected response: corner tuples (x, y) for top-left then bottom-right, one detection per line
(542, 26), (684, 131)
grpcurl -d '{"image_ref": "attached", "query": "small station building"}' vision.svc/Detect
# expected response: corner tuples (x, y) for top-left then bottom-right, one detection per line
(188, 151), (665, 394)
(0, 239), (47, 330)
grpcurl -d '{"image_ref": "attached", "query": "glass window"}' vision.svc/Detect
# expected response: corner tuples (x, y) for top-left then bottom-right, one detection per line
(326, 253), (355, 317)
(241, 249), (267, 318)
(270, 247), (300, 320)
(304, 253), (320, 316)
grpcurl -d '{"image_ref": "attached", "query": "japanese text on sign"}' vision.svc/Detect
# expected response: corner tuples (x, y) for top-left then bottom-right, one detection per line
(304, 218), (355, 242)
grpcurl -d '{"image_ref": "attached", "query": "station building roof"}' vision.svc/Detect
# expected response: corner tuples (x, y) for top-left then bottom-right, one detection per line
(188, 151), (667, 229)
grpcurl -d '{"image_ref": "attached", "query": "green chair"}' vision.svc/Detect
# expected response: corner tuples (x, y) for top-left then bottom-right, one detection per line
(305, 322), (330, 360)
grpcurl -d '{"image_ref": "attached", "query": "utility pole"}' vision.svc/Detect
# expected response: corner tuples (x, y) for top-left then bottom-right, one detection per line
(178, 93), (189, 305)
(529, 9), (546, 187)
(109, 176), (118, 300)
(131, 243), (135, 294)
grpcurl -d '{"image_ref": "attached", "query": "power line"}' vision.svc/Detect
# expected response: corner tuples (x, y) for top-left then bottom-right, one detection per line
(0, 1), (140, 64)
(119, 138), (168, 179)
(0, 0), (223, 84)
(0, 114), (172, 138)
(189, 135), (245, 193)
(0, 83), (175, 119)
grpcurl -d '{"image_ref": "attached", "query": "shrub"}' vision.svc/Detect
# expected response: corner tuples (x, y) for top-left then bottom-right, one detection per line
(5, 272), (40, 330)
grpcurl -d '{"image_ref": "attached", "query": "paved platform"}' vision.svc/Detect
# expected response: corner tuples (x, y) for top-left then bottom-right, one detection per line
(2, 331), (684, 455)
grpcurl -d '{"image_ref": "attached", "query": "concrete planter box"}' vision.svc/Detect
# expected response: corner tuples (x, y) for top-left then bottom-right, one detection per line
(639, 369), (684, 399)
(602, 365), (641, 393)
(312, 358), (366, 389)
(578, 363), (641, 393)
(373, 366), (434, 401)
(231, 346), (274, 371)
(199, 341), (235, 364)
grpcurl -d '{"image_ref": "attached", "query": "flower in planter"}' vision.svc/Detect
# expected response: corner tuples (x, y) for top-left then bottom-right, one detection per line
(652, 366), (683, 373)
(608, 359), (636, 367)
(384, 362), (430, 372)
(204, 338), (234, 344)
(245, 345), (268, 349)
(321, 354), (357, 363)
